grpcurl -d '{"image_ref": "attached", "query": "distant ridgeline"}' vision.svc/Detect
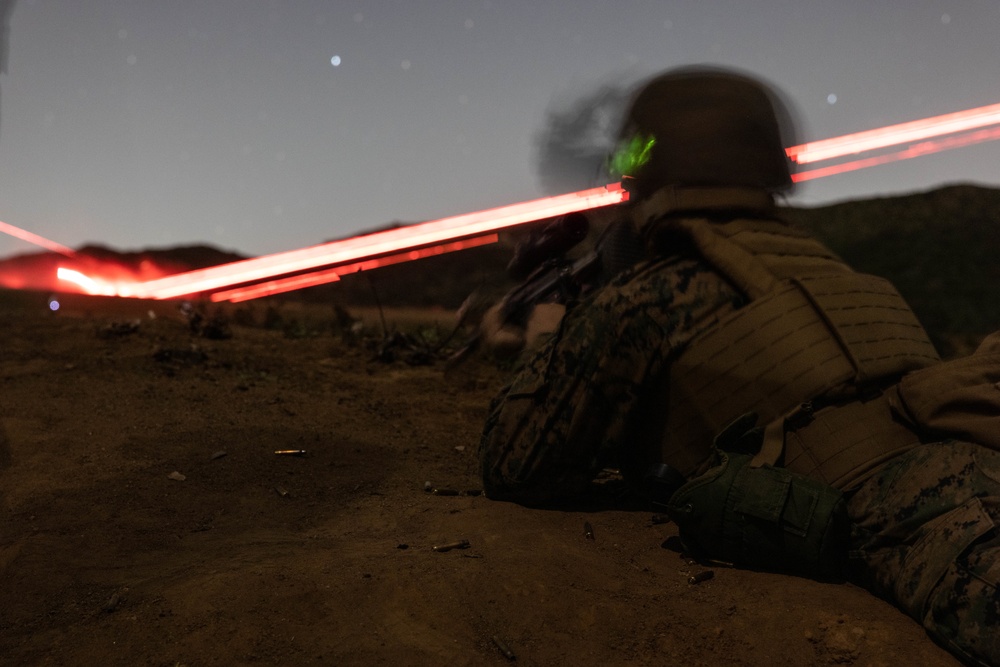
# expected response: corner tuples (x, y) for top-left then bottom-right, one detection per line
(2, 185), (996, 357)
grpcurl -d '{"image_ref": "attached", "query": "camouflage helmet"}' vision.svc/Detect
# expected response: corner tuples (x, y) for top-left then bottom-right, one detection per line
(612, 67), (796, 197)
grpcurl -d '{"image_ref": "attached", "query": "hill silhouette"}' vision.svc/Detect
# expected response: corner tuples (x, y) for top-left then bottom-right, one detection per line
(1, 183), (997, 355)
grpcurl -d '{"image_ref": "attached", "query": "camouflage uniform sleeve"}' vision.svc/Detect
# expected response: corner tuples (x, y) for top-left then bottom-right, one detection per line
(478, 254), (743, 505)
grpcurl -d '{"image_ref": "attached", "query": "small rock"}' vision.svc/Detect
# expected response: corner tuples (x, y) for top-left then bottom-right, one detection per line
(102, 592), (121, 613)
(167, 471), (186, 482)
(97, 320), (140, 339)
(153, 345), (208, 365)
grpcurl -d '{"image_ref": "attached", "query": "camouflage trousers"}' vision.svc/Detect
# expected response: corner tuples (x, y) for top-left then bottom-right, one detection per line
(849, 441), (1000, 666)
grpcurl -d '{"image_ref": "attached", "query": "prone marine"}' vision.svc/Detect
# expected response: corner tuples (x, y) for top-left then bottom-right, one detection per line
(478, 66), (1000, 666)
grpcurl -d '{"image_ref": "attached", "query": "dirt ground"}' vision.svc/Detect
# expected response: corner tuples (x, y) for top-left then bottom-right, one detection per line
(0, 289), (962, 667)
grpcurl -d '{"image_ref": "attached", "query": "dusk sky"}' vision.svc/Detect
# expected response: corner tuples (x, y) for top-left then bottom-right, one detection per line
(0, 1), (998, 259)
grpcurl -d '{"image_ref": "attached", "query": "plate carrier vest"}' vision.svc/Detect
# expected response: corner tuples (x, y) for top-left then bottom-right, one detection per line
(633, 187), (941, 489)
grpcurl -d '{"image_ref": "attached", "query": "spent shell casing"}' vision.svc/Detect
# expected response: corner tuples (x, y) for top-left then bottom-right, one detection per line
(688, 570), (715, 585)
(274, 449), (307, 456)
(491, 635), (517, 661)
(432, 539), (470, 552)
(584, 521), (595, 540)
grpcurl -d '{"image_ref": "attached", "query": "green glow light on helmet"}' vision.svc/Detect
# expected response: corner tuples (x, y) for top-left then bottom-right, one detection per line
(609, 133), (656, 178)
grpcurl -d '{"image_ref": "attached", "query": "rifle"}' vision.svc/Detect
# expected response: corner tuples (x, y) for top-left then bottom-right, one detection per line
(447, 214), (603, 366)
(497, 248), (602, 328)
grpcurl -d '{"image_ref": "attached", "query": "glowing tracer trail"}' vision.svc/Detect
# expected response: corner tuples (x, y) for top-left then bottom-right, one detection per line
(793, 126), (1000, 182)
(128, 183), (627, 300)
(56, 267), (117, 296)
(136, 102), (1000, 301)
(50, 99), (1000, 301)
(0, 220), (76, 256)
(210, 268), (340, 303)
(211, 234), (498, 303)
(787, 101), (1000, 165)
